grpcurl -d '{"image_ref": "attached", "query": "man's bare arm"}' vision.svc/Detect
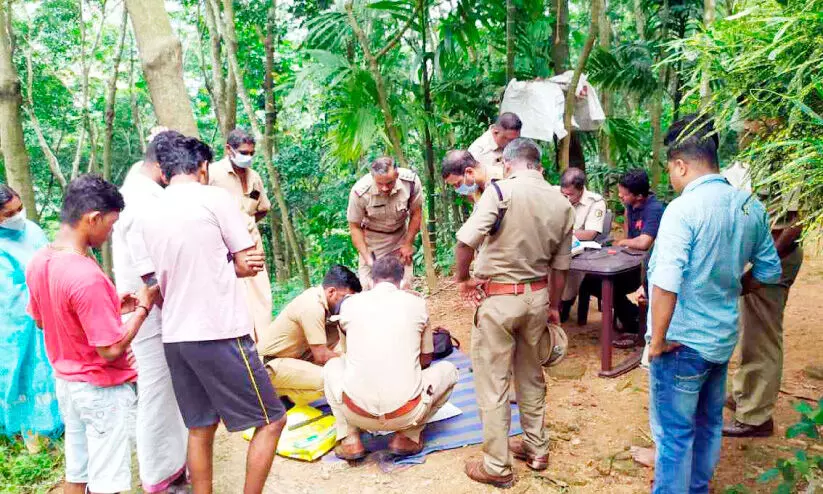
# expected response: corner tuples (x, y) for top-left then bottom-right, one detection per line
(618, 233), (654, 251)
(454, 242), (475, 282)
(96, 285), (158, 362)
(549, 269), (567, 311)
(403, 205), (423, 247)
(233, 246), (266, 278)
(420, 353), (433, 370)
(349, 222), (371, 263)
(648, 285), (680, 359)
(774, 212), (802, 259)
(574, 230), (599, 241)
(309, 344), (340, 366)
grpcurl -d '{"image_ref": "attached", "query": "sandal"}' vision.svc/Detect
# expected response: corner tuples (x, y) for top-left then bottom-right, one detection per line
(613, 334), (641, 349)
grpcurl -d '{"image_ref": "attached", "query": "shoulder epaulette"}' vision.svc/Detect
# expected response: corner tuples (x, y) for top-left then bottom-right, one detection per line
(353, 174), (374, 197)
(397, 168), (417, 182)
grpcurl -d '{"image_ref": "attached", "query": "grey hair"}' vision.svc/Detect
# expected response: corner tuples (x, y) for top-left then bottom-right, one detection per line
(370, 156), (396, 176)
(560, 167), (586, 190)
(227, 128), (255, 148)
(502, 138), (541, 169)
(495, 112), (522, 131)
(371, 255), (404, 284)
(0, 184), (19, 208)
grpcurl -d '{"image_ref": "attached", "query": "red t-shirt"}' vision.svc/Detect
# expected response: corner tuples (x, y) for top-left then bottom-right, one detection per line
(26, 248), (136, 387)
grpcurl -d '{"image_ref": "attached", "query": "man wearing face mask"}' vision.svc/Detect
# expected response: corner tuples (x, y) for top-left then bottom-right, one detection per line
(209, 128), (273, 341)
(257, 265), (362, 406)
(468, 112), (523, 170)
(347, 157), (423, 289)
(441, 150), (504, 203)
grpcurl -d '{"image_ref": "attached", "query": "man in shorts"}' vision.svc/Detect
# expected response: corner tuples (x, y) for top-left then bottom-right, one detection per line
(26, 174), (159, 494)
(137, 134), (286, 494)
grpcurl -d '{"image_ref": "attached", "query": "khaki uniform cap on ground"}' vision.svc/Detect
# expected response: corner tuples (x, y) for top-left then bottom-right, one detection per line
(456, 168), (574, 477)
(208, 157), (273, 338)
(346, 168), (422, 288)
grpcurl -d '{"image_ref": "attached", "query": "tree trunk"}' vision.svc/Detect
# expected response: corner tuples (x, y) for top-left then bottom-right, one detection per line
(0, 2), (36, 219)
(125, 0), (199, 137)
(128, 34), (146, 154)
(598, 0), (612, 167)
(101, 9), (128, 277)
(345, 1), (437, 291)
(559, 0), (601, 170)
(699, 0), (715, 108)
(505, 0), (515, 82)
(203, 0), (228, 137)
(650, 0), (670, 188)
(550, 0), (570, 74)
(222, 0), (310, 287)
(634, 0), (646, 39)
(264, 1), (288, 282)
(420, 0), (437, 255)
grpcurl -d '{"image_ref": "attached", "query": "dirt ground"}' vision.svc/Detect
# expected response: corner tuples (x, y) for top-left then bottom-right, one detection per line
(201, 251), (823, 494)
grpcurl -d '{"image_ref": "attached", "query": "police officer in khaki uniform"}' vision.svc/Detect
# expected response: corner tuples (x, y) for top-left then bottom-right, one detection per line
(257, 265), (362, 405)
(208, 128), (272, 340)
(455, 138), (574, 488)
(441, 149), (505, 203)
(347, 157), (423, 289)
(724, 118), (804, 438)
(323, 256), (459, 460)
(557, 167), (607, 320)
(468, 112), (522, 170)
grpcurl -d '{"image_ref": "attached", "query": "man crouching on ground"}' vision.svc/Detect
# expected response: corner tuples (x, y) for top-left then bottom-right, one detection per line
(324, 256), (459, 460)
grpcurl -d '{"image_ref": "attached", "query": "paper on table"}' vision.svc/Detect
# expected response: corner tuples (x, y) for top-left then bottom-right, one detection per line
(578, 241), (602, 250)
(372, 402), (463, 436)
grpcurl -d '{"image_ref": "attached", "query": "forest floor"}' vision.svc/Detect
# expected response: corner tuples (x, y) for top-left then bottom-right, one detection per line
(203, 250), (823, 494)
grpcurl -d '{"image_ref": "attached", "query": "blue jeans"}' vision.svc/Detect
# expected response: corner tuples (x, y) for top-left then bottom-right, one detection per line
(650, 345), (728, 494)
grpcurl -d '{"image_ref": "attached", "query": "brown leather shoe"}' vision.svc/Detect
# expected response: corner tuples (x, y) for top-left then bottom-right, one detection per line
(725, 395), (737, 411)
(508, 437), (549, 471)
(722, 418), (774, 438)
(334, 437), (366, 461)
(464, 459), (514, 489)
(388, 434), (424, 456)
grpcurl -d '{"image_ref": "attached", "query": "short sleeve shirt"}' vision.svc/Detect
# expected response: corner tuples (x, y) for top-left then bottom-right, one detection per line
(339, 282), (431, 415)
(468, 128), (503, 169)
(571, 188), (606, 233)
(26, 249), (136, 387)
(137, 182), (255, 343)
(626, 194), (665, 240)
(209, 158), (271, 218)
(257, 286), (329, 359)
(457, 169), (575, 282)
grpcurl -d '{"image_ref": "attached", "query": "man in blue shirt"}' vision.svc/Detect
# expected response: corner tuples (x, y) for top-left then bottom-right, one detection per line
(646, 115), (781, 493)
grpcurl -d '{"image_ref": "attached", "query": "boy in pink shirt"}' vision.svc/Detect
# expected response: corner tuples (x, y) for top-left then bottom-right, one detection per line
(26, 174), (158, 494)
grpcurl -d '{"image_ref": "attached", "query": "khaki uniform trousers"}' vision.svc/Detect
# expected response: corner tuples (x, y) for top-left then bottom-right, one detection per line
(323, 358), (458, 443)
(732, 247), (803, 426)
(265, 340), (343, 406)
(246, 225), (273, 341)
(472, 286), (549, 477)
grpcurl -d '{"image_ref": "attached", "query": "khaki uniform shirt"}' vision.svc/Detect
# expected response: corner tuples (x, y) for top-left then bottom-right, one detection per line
(258, 286), (329, 360)
(468, 128), (504, 170)
(346, 168), (423, 258)
(457, 169), (575, 283)
(722, 161), (799, 230)
(571, 188), (606, 233)
(472, 165), (505, 203)
(339, 282), (432, 415)
(208, 157), (272, 248)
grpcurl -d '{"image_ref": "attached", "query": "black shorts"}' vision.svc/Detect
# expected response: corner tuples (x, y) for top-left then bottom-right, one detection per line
(164, 335), (285, 432)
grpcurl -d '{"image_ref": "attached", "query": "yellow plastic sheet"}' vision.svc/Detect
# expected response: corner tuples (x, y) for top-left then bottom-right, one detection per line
(243, 405), (337, 462)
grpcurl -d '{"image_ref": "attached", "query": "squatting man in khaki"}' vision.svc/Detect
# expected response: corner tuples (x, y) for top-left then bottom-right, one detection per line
(256, 265), (362, 406)
(455, 138), (575, 488)
(441, 149), (505, 203)
(209, 128), (273, 340)
(323, 256), (459, 460)
(347, 157), (423, 290)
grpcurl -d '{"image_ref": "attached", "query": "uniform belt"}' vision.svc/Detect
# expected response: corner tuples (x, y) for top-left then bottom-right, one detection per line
(483, 279), (548, 296)
(342, 392), (421, 420)
(363, 224), (405, 235)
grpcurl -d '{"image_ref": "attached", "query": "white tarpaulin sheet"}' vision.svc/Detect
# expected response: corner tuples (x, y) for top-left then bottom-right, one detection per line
(500, 72), (606, 142)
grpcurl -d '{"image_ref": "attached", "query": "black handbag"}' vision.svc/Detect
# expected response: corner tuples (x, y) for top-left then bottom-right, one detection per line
(433, 327), (461, 360)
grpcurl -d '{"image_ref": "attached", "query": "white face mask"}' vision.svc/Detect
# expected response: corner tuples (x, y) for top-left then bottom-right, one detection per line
(231, 149), (254, 168)
(0, 208), (27, 231)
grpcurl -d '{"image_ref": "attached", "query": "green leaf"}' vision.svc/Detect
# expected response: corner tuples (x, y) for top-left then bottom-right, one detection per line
(758, 468), (780, 483)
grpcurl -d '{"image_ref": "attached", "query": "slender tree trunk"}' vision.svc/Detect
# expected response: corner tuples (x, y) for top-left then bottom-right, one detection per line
(0, 2), (36, 219)
(203, 0), (228, 136)
(345, 0), (437, 291)
(125, 0), (199, 137)
(222, 0), (309, 287)
(559, 0), (601, 170)
(699, 0), (715, 108)
(505, 0), (515, 82)
(634, 0), (646, 39)
(264, 1), (288, 282)
(100, 9), (128, 277)
(128, 34), (146, 154)
(550, 0), (570, 73)
(650, 0), (670, 188)
(420, 0), (437, 254)
(598, 0), (612, 168)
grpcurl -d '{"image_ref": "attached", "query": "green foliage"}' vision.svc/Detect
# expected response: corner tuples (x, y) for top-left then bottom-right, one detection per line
(0, 437), (64, 494)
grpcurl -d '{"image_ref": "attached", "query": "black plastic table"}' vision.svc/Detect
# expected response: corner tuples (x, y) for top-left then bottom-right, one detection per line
(570, 246), (646, 378)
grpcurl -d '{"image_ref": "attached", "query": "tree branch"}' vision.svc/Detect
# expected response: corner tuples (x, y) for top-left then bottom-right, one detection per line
(374, 2), (421, 61)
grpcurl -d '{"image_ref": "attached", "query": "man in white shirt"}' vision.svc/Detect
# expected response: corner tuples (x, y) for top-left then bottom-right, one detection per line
(111, 130), (188, 493)
(323, 256), (459, 461)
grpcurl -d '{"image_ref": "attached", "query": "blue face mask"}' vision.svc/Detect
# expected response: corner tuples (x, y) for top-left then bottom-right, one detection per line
(455, 182), (478, 196)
